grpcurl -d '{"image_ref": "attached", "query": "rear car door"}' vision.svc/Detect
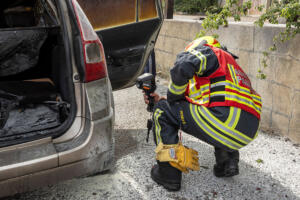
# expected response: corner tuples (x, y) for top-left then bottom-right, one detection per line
(77, 0), (163, 90)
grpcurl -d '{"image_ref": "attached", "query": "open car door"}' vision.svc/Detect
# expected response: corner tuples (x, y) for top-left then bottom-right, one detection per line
(78, 0), (163, 90)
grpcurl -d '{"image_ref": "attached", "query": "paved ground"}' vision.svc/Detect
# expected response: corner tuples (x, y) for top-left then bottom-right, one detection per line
(7, 78), (300, 200)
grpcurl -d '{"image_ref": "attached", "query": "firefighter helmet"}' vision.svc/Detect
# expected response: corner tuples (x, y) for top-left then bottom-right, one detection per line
(197, 36), (221, 48)
(185, 36), (221, 52)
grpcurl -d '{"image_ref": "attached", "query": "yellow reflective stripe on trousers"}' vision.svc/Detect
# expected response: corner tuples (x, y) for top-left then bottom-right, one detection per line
(199, 106), (253, 144)
(224, 107), (235, 125)
(231, 108), (241, 129)
(224, 107), (241, 129)
(154, 109), (164, 144)
(168, 81), (187, 95)
(189, 104), (241, 150)
(187, 49), (207, 75)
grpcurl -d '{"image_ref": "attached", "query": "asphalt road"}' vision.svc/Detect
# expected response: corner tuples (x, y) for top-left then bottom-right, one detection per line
(6, 78), (300, 200)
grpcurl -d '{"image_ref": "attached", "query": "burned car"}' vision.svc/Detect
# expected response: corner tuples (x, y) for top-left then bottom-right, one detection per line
(0, 0), (162, 197)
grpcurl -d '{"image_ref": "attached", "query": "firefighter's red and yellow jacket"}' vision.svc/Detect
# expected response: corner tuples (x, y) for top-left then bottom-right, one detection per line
(167, 40), (262, 119)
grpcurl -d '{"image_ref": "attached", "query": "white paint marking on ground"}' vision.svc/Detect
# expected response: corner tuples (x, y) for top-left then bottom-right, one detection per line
(118, 171), (149, 200)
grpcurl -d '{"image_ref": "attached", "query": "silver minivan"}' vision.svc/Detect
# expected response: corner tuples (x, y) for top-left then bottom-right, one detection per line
(0, 0), (162, 197)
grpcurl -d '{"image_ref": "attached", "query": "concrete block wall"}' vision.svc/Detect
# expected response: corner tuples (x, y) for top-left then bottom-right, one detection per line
(155, 19), (300, 143)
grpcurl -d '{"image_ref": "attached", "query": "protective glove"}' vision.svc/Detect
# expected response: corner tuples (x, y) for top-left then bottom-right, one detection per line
(170, 144), (200, 173)
(155, 142), (200, 173)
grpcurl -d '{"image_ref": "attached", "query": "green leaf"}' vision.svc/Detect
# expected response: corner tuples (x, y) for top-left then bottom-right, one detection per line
(263, 51), (269, 57)
(256, 159), (264, 164)
(269, 45), (277, 51)
(257, 5), (265, 12)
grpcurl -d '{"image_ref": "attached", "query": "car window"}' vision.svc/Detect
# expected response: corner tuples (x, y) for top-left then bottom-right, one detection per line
(138, 0), (158, 21)
(77, 0), (158, 31)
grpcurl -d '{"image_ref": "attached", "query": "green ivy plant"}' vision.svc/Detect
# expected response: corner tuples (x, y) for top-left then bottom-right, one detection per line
(174, 0), (220, 14)
(196, 0), (300, 79)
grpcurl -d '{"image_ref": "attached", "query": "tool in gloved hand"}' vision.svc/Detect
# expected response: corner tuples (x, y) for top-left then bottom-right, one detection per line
(136, 73), (157, 142)
(136, 73), (157, 112)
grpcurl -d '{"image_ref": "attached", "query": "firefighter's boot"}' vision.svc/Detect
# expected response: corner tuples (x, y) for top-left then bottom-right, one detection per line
(151, 161), (182, 191)
(213, 147), (239, 177)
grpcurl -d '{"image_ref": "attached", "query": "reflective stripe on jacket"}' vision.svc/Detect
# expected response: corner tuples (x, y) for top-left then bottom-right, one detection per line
(167, 43), (262, 119)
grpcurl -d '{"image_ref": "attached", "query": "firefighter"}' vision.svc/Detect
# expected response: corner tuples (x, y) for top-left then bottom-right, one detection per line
(144, 36), (262, 191)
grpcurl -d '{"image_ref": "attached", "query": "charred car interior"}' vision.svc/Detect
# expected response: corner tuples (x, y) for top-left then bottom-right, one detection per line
(0, 0), (76, 147)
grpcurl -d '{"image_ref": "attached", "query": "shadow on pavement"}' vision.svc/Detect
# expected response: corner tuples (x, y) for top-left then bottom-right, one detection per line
(114, 128), (148, 160)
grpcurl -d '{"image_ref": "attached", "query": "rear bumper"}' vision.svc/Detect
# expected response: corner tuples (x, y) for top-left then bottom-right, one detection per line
(58, 105), (115, 166)
(0, 106), (115, 198)
(0, 150), (113, 198)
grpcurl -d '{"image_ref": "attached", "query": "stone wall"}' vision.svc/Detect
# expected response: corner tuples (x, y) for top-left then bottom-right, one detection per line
(155, 19), (300, 143)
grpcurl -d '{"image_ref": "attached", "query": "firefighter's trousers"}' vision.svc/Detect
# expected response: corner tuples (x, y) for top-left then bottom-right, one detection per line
(152, 100), (259, 152)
